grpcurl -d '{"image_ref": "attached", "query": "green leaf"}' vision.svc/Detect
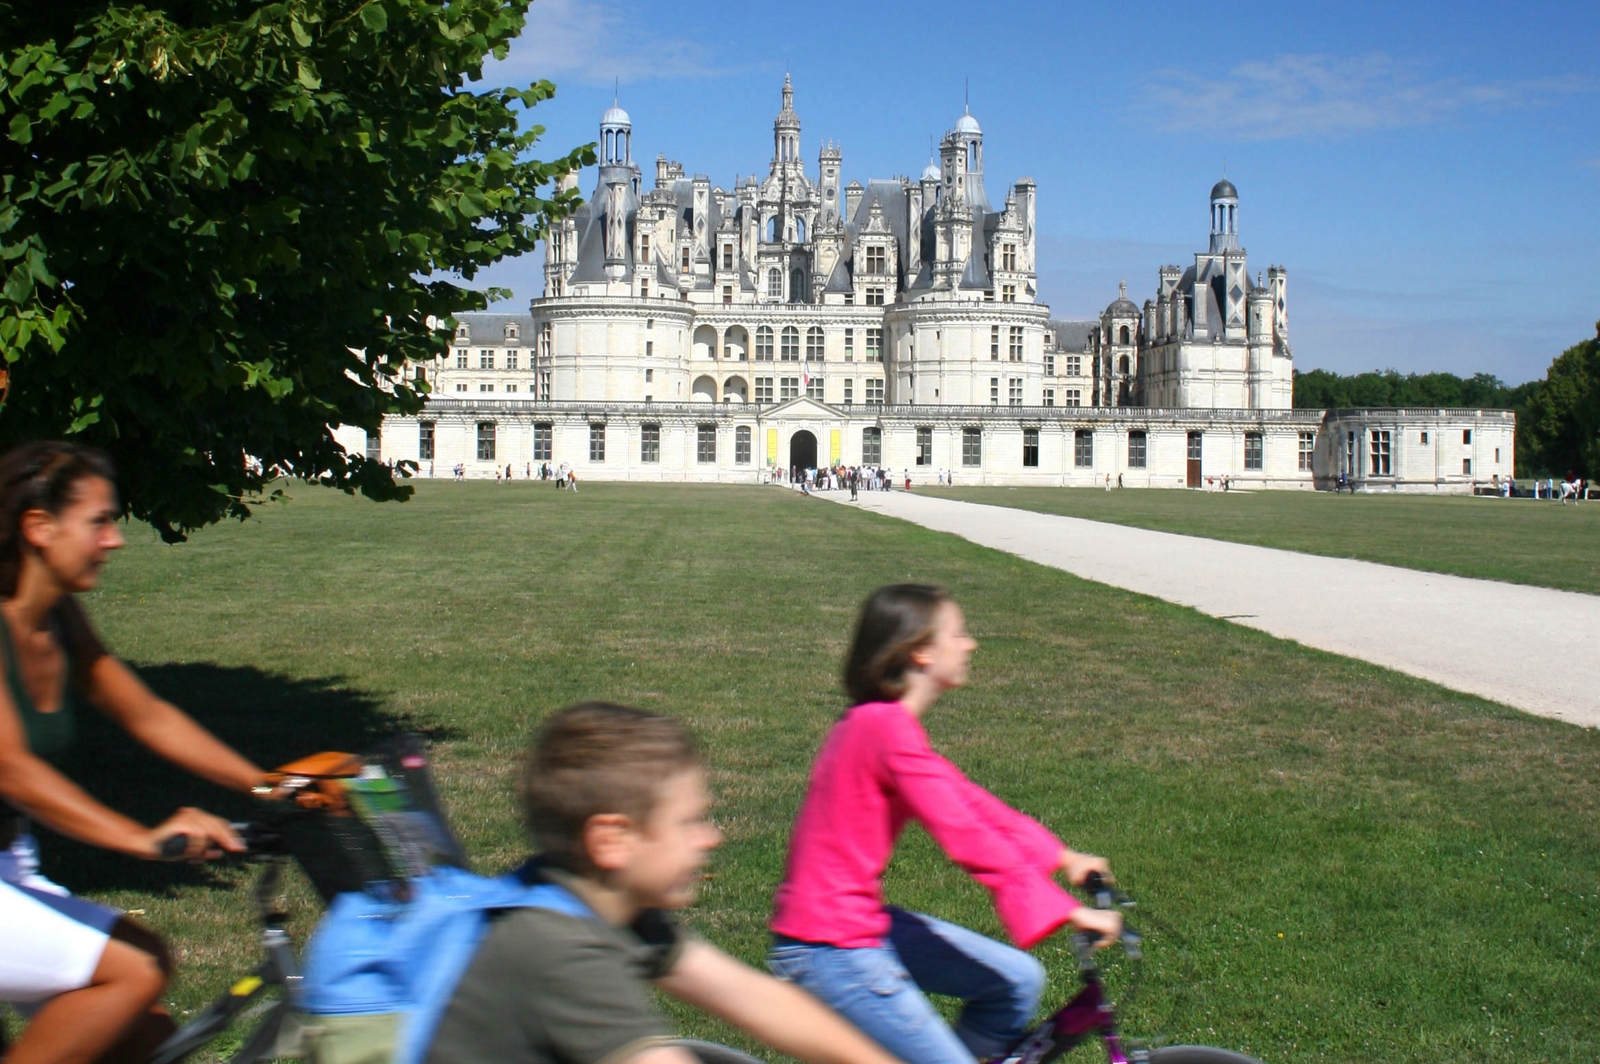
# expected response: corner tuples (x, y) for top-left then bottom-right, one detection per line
(359, 4), (388, 33)
(296, 60), (321, 90)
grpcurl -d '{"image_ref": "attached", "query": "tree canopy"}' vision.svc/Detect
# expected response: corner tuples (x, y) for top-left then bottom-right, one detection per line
(0, 0), (591, 539)
(1516, 323), (1600, 479)
(1292, 367), (1537, 411)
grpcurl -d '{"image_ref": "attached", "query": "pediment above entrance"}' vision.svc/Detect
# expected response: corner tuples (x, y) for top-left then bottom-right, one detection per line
(759, 396), (845, 421)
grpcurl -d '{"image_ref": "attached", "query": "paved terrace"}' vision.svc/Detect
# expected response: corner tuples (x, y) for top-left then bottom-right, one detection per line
(828, 490), (1600, 728)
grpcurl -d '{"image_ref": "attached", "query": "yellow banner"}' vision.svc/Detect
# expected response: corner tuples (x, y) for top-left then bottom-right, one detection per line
(766, 428), (778, 464)
(830, 429), (841, 465)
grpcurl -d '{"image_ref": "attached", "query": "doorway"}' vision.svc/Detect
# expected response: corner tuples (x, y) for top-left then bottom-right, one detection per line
(1186, 431), (1203, 488)
(790, 429), (818, 477)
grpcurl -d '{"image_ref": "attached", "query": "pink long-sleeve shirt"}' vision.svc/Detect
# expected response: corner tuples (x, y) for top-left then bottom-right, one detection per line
(770, 701), (1080, 950)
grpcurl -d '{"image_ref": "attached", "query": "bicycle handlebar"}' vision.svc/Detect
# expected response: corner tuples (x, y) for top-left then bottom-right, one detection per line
(157, 822), (283, 861)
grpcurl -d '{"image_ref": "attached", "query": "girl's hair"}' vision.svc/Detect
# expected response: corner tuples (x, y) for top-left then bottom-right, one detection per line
(843, 583), (952, 705)
(0, 441), (117, 597)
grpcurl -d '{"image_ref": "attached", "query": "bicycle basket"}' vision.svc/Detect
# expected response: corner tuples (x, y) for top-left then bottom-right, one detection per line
(262, 735), (468, 901)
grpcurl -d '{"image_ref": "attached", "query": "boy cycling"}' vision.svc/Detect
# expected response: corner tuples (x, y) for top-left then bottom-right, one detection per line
(422, 702), (905, 1064)
(768, 584), (1122, 1064)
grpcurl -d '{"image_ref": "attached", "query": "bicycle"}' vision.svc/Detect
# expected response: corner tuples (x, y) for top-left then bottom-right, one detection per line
(992, 873), (1262, 1064)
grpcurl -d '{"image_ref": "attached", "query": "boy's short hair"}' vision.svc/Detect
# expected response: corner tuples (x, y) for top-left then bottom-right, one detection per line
(522, 702), (700, 873)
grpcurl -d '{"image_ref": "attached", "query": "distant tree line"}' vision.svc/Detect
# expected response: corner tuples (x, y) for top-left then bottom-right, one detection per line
(1294, 322), (1600, 479)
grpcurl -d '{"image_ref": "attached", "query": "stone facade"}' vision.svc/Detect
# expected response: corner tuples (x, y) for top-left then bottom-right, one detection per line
(346, 80), (1514, 493)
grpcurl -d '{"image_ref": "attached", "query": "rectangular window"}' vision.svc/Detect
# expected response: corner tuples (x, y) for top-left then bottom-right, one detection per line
(1044, 353), (1055, 376)
(722, 244), (733, 270)
(419, 421), (435, 461)
(505, 349), (519, 370)
(1065, 389), (1081, 407)
(735, 426), (752, 464)
(844, 328), (855, 360)
(1495, 447), (1500, 463)
(1009, 326), (1024, 361)
(756, 377), (774, 403)
(866, 246), (886, 273)
(1002, 284), (1016, 303)
(1128, 430), (1147, 468)
(456, 348), (468, 369)
(641, 424), (661, 463)
(1043, 389), (1054, 407)
(843, 292), (854, 305)
(1463, 457), (1472, 475)
(756, 329), (773, 360)
(780, 329), (799, 361)
(639, 278), (649, 299)
(645, 367), (654, 382)
(843, 379), (854, 405)
(1463, 429), (1472, 444)
(723, 285), (733, 305)
(1369, 430), (1391, 476)
(479, 382), (494, 392)
(962, 428), (982, 467)
(1002, 243), (1016, 271)
(476, 421), (496, 461)
(1075, 429), (1094, 468)
(505, 383), (518, 393)
(680, 246), (690, 271)
(862, 427), (882, 465)
(366, 431), (382, 463)
(805, 328), (824, 361)
(539, 371), (551, 398)
(806, 376), (824, 400)
(1190, 431), (1205, 462)
(780, 377), (799, 401)
(1245, 432), (1264, 471)
(1008, 378), (1023, 406)
(1298, 431), (1314, 471)
(588, 423), (606, 462)
(866, 378), (884, 404)
(533, 423), (552, 461)
(1066, 355), (1081, 377)
(990, 378), (999, 406)
(1023, 428), (1039, 467)
(645, 340), (653, 357)
(990, 325), (1000, 360)
(697, 424), (716, 463)
(866, 287), (885, 306)
(767, 270), (782, 298)
(865, 327), (883, 361)
(479, 349), (493, 369)
(640, 234), (650, 261)
(916, 427), (933, 466)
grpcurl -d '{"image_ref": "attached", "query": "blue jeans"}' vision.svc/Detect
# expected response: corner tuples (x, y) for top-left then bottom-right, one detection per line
(768, 909), (1045, 1064)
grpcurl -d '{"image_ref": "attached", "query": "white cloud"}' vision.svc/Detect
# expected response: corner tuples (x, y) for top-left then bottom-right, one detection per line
(1141, 53), (1592, 140)
(488, 0), (717, 88)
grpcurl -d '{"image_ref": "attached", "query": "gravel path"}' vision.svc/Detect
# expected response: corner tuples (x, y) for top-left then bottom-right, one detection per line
(826, 489), (1600, 728)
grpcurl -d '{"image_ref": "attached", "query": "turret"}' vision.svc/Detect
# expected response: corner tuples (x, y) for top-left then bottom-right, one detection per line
(818, 141), (842, 228)
(1209, 177), (1238, 253)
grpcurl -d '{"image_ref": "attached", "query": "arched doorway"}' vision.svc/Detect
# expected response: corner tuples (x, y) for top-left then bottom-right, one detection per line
(790, 429), (818, 476)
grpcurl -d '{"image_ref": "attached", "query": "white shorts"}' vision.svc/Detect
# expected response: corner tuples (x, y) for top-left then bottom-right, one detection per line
(1, 835), (117, 1005)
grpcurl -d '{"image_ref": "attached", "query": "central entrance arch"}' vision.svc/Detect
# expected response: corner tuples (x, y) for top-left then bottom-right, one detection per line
(790, 430), (818, 475)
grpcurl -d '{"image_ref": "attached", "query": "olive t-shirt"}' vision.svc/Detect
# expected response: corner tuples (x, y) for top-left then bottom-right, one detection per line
(424, 862), (687, 1064)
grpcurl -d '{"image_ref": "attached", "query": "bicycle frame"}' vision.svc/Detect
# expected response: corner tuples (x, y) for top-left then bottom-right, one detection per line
(993, 965), (1128, 1064)
(146, 852), (302, 1064)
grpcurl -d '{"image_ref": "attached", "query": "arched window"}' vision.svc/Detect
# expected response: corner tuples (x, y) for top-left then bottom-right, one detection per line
(766, 217), (778, 243)
(767, 268), (782, 298)
(1119, 355), (1130, 374)
(1119, 325), (1130, 345)
(755, 326), (774, 360)
(790, 269), (805, 303)
(796, 217), (807, 244)
(805, 327), (824, 361)
(780, 326), (799, 361)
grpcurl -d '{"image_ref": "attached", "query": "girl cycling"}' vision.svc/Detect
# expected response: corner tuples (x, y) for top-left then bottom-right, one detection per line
(769, 584), (1122, 1064)
(0, 442), (268, 1064)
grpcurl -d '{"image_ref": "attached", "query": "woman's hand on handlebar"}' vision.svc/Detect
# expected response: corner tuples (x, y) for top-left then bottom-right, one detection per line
(147, 807), (244, 861)
(1067, 905), (1123, 949)
(1058, 848), (1112, 887)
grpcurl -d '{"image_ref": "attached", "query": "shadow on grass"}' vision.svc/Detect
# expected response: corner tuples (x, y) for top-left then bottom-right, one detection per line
(37, 663), (460, 893)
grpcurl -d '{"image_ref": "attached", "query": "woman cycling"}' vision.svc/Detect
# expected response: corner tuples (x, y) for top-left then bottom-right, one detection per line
(0, 442), (268, 1064)
(768, 584), (1122, 1064)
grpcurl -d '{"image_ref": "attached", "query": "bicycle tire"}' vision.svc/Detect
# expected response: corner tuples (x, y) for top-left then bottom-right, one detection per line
(1146, 1046), (1264, 1064)
(675, 1039), (768, 1064)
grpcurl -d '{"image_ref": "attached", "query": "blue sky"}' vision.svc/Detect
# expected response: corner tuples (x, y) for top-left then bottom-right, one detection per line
(465, 0), (1599, 384)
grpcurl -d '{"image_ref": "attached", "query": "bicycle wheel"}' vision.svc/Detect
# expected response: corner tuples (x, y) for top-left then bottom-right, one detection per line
(1146, 1046), (1264, 1064)
(675, 1039), (768, 1064)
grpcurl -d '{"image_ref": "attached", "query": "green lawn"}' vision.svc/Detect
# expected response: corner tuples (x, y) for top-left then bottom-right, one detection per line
(13, 482), (1599, 1064)
(920, 486), (1600, 595)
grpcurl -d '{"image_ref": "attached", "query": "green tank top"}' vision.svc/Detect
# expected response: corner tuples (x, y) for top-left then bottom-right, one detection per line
(1, 607), (80, 760)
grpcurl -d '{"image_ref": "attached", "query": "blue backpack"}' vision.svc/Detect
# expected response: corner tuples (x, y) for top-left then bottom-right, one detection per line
(298, 864), (592, 1064)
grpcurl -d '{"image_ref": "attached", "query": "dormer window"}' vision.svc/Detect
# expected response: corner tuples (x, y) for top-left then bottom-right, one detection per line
(505, 325), (518, 341)
(1001, 244), (1016, 271)
(865, 246), (886, 274)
